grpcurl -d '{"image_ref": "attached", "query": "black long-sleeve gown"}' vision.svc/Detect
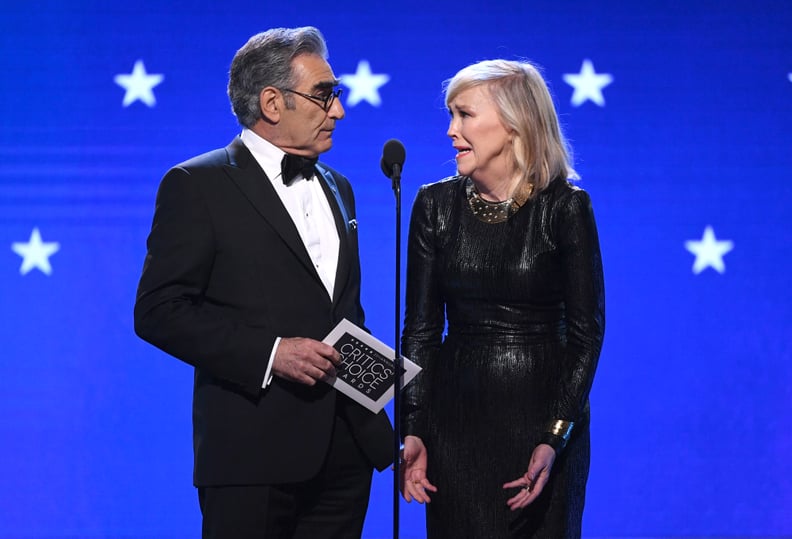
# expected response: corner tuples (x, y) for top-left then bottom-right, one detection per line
(401, 176), (605, 538)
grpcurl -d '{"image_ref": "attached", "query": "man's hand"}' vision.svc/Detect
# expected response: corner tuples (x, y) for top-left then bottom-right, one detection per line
(272, 337), (340, 385)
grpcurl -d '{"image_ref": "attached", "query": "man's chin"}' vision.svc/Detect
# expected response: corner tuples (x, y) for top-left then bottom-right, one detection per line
(316, 140), (333, 154)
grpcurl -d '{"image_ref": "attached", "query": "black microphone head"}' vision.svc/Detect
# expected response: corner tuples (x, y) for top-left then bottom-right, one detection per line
(380, 138), (406, 178)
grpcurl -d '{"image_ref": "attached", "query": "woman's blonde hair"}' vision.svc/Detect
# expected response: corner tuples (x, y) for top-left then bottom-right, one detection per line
(444, 59), (576, 197)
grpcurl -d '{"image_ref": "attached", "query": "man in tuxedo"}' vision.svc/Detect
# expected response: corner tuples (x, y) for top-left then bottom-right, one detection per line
(134, 26), (393, 539)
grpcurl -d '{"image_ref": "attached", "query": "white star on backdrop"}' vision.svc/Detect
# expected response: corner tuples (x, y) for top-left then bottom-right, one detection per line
(788, 72), (792, 83)
(114, 60), (164, 107)
(563, 59), (613, 107)
(11, 228), (61, 276)
(685, 226), (734, 275)
(339, 60), (389, 107)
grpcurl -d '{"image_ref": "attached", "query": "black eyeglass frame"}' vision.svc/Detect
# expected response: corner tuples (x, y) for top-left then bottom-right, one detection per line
(279, 87), (343, 111)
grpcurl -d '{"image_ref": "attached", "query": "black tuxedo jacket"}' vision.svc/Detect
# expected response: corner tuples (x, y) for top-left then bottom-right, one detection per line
(134, 137), (393, 486)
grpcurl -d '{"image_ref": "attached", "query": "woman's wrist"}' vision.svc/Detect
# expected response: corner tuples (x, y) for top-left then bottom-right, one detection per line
(540, 419), (574, 454)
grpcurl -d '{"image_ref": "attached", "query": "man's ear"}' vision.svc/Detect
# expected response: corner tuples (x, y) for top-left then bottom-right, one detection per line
(259, 87), (281, 123)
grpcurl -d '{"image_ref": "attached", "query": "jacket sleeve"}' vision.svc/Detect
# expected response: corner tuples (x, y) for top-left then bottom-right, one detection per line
(133, 166), (273, 397)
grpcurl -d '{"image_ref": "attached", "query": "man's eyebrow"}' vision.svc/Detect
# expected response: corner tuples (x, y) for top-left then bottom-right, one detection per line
(312, 79), (340, 92)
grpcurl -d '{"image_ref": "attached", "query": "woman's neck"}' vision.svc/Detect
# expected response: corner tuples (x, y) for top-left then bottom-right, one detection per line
(471, 173), (521, 202)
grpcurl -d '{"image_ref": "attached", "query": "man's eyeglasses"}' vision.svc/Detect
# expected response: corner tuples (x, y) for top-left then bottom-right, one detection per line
(280, 87), (343, 111)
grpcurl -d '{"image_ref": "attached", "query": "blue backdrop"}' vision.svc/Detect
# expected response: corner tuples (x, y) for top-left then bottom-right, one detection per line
(1, 1), (790, 537)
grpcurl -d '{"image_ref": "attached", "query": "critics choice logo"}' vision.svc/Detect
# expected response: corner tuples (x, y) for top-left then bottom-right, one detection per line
(335, 333), (397, 400)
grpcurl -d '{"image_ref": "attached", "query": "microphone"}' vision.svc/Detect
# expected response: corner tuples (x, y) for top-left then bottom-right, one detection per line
(380, 139), (406, 183)
(380, 138), (406, 537)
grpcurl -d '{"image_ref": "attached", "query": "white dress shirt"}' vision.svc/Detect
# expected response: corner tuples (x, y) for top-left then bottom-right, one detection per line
(239, 129), (340, 388)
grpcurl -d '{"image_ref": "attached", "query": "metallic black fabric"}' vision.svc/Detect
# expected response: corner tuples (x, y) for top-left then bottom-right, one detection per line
(402, 176), (605, 538)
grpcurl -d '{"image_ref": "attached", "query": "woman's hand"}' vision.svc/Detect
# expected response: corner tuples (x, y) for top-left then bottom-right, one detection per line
(399, 435), (438, 503)
(503, 443), (556, 510)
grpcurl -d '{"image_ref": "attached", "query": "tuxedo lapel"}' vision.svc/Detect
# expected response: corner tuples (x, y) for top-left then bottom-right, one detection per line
(221, 138), (319, 281)
(316, 164), (353, 305)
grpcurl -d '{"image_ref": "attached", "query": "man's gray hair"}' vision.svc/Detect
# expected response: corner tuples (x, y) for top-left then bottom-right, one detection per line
(228, 26), (328, 128)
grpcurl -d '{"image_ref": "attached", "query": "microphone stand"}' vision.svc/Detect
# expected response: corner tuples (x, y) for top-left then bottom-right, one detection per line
(391, 163), (402, 539)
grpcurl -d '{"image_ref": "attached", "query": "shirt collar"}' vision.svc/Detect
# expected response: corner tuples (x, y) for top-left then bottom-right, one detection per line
(239, 128), (285, 183)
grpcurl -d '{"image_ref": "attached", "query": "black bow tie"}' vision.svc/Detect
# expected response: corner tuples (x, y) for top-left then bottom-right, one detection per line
(281, 153), (318, 184)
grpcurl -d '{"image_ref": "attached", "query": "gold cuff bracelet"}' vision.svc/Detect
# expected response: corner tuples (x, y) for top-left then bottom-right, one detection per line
(547, 419), (574, 441)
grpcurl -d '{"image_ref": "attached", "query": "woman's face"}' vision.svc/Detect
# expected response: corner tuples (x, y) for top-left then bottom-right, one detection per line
(447, 85), (513, 185)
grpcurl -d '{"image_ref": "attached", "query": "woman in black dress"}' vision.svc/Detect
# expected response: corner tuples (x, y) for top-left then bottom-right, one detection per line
(400, 59), (605, 538)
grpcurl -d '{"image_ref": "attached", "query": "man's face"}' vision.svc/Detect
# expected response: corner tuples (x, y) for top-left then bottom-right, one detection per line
(277, 54), (345, 158)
